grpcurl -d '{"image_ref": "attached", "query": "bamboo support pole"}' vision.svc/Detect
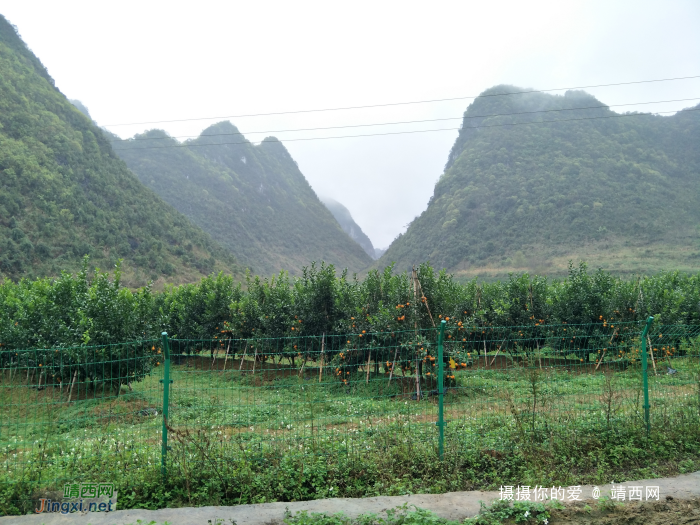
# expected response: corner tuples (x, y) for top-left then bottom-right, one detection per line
(646, 335), (658, 375)
(67, 369), (78, 404)
(388, 346), (398, 385)
(595, 328), (619, 371)
(298, 353), (308, 378)
(489, 345), (502, 367)
(238, 341), (248, 371)
(366, 350), (372, 384)
(412, 268), (421, 400)
(318, 333), (325, 383)
(222, 339), (231, 371)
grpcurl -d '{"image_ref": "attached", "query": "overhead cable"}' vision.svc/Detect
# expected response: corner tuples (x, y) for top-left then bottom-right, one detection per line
(103, 75), (700, 127)
(109, 97), (700, 142)
(110, 107), (700, 151)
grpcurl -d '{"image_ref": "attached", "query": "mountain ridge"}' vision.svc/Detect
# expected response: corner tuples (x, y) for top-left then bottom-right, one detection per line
(321, 197), (376, 259)
(110, 122), (374, 276)
(0, 15), (241, 285)
(378, 85), (700, 278)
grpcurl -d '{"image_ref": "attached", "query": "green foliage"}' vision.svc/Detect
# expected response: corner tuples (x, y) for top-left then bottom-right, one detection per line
(284, 504), (463, 525)
(3, 367), (700, 515)
(0, 15), (240, 285)
(0, 259), (698, 354)
(464, 499), (564, 525)
(109, 123), (373, 276)
(0, 257), (158, 389)
(381, 85), (700, 276)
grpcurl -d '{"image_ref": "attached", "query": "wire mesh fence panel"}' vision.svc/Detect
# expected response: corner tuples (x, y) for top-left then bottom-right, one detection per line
(0, 340), (162, 511)
(444, 321), (656, 452)
(164, 328), (443, 469)
(645, 324), (700, 435)
(1, 322), (699, 513)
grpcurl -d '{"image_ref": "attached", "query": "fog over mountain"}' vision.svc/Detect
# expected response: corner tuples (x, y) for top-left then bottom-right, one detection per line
(4, 2), (698, 252)
(321, 197), (376, 259)
(109, 122), (374, 276)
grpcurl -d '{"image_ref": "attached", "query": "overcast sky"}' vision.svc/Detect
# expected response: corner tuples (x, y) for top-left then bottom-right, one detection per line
(3, 1), (699, 249)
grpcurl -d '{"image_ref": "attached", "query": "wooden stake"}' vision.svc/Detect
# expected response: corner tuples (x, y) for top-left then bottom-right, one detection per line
(388, 346), (399, 385)
(318, 333), (325, 383)
(298, 353), (308, 378)
(415, 278), (435, 327)
(412, 268), (421, 400)
(67, 369), (78, 404)
(238, 341), (248, 371)
(252, 346), (258, 376)
(366, 350), (372, 384)
(223, 339), (231, 371)
(595, 328), (619, 371)
(647, 335), (659, 374)
(489, 343), (504, 367)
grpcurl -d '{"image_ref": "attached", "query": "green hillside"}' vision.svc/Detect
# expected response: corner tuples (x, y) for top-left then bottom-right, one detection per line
(321, 197), (376, 259)
(110, 123), (374, 275)
(0, 15), (240, 285)
(379, 85), (700, 279)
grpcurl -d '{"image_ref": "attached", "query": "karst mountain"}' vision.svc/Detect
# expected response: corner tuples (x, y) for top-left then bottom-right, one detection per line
(0, 15), (240, 285)
(378, 85), (700, 278)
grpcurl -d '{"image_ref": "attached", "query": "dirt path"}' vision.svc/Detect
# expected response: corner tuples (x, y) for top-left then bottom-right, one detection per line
(2, 471), (698, 525)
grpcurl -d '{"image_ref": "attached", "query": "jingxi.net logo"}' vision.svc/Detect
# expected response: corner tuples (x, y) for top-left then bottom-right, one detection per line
(35, 482), (117, 514)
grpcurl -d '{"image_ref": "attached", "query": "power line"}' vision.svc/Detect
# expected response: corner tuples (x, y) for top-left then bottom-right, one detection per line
(110, 107), (699, 151)
(109, 97), (700, 143)
(103, 75), (700, 127)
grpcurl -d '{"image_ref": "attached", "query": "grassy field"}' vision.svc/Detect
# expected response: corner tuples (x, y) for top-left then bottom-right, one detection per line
(1, 349), (699, 516)
(451, 238), (700, 282)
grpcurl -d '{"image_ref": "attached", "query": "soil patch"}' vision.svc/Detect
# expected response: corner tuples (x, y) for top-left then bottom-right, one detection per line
(549, 496), (700, 524)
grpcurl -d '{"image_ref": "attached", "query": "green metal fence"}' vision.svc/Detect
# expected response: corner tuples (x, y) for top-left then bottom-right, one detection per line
(1, 320), (699, 511)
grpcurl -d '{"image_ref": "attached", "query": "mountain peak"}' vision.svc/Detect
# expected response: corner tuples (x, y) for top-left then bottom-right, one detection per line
(113, 125), (373, 275)
(0, 18), (241, 284)
(382, 85), (700, 278)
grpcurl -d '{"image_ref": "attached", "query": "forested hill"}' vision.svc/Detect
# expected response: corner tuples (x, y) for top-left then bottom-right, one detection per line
(321, 197), (376, 259)
(110, 123), (374, 275)
(0, 16), (241, 285)
(379, 85), (700, 279)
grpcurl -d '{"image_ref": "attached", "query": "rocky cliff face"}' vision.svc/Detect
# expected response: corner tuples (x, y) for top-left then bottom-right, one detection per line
(321, 197), (376, 259)
(111, 122), (374, 275)
(378, 85), (700, 278)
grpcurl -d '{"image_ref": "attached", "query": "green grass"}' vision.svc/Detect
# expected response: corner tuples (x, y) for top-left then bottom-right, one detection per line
(1, 354), (699, 516)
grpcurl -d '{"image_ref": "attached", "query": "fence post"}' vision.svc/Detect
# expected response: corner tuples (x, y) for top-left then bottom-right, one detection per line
(640, 316), (654, 438)
(437, 320), (446, 459)
(160, 332), (171, 479)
